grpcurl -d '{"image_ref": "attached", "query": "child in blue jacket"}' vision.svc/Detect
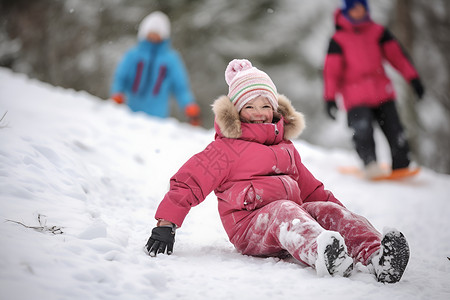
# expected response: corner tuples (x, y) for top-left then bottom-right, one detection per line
(111, 11), (201, 125)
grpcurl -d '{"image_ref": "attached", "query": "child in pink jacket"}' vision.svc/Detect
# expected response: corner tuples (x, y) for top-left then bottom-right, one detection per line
(146, 59), (410, 283)
(323, 0), (424, 179)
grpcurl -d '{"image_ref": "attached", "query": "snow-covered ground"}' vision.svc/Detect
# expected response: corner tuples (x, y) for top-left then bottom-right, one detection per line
(0, 67), (449, 299)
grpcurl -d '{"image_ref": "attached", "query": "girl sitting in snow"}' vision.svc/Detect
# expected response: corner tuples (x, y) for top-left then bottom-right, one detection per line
(145, 59), (409, 283)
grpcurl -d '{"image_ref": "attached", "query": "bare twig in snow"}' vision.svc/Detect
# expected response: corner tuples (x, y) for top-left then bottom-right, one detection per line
(5, 213), (64, 234)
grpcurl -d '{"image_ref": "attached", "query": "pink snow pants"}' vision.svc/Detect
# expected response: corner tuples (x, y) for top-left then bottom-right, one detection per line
(231, 200), (382, 267)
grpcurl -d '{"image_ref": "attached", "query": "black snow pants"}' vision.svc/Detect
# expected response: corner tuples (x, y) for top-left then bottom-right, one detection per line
(347, 100), (410, 170)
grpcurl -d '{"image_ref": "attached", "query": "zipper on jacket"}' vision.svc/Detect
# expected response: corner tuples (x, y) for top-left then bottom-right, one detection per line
(272, 123), (279, 144)
(147, 47), (156, 94)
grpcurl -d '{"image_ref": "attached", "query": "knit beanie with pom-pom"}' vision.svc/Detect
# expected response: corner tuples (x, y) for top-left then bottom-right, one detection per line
(225, 59), (278, 112)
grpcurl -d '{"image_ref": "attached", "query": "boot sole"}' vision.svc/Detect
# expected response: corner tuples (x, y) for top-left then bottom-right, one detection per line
(376, 231), (410, 283)
(325, 236), (354, 277)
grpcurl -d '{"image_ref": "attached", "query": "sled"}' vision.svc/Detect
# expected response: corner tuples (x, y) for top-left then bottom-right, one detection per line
(337, 165), (420, 181)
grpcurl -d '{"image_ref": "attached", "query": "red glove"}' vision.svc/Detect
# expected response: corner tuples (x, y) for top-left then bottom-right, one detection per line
(185, 103), (201, 126)
(111, 93), (125, 104)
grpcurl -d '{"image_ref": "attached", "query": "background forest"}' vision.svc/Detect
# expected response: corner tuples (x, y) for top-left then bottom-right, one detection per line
(1, 0), (449, 174)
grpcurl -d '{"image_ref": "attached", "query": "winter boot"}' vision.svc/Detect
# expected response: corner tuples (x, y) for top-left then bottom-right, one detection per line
(371, 230), (410, 283)
(316, 231), (354, 277)
(364, 161), (388, 179)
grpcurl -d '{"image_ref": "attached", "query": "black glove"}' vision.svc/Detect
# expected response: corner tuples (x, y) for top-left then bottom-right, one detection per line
(145, 225), (176, 257)
(410, 78), (424, 100)
(326, 101), (338, 120)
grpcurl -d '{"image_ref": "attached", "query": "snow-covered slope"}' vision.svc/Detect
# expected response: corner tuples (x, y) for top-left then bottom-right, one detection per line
(0, 68), (449, 299)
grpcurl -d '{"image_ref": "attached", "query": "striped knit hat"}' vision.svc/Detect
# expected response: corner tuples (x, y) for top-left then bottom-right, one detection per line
(225, 59), (278, 112)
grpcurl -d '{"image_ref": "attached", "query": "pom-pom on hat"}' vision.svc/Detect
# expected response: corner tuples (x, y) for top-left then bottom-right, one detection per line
(225, 59), (278, 112)
(137, 11), (171, 40)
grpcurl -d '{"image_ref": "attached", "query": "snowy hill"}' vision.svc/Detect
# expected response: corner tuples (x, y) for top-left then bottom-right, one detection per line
(0, 67), (449, 300)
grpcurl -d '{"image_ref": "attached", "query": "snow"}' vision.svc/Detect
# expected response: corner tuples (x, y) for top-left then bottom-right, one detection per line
(0, 67), (449, 299)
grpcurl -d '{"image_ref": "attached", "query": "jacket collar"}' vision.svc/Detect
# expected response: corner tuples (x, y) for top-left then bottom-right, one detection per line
(138, 39), (170, 52)
(212, 94), (305, 143)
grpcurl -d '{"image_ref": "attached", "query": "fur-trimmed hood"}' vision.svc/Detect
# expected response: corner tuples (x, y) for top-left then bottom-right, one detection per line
(212, 94), (305, 141)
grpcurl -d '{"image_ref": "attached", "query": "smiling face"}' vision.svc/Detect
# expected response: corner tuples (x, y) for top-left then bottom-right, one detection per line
(239, 96), (274, 124)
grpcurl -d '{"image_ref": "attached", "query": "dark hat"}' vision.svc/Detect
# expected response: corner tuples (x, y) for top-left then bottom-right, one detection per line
(342, 0), (369, 14)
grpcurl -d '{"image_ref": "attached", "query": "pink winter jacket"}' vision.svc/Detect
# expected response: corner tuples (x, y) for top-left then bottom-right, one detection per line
(155, 95), (343, 242)
(323, 9), (420, 110)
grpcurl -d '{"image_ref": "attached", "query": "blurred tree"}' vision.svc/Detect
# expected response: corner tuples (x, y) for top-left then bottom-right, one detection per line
(391, 0), (450, 173)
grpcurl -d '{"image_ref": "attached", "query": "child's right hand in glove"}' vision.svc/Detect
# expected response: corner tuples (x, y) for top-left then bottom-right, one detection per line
(145, 223), (176, 257)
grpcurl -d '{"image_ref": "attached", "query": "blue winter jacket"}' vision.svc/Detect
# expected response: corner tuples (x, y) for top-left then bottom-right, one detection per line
(111, 39), (195, 118)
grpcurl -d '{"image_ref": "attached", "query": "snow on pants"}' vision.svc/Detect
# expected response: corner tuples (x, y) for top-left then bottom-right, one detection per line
(231, 200), (382, 267)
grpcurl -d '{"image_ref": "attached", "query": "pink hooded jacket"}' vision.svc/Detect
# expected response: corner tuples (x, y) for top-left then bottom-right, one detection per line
(323, 9), (420, 110)
(155, 94), (343, 242)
